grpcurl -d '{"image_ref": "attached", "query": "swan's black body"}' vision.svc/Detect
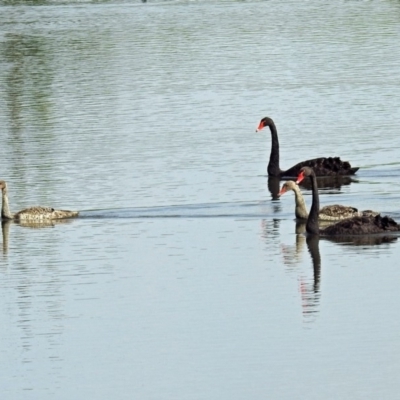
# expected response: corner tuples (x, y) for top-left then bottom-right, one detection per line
(296, 167), (400, 236)
(256, 117), (359, 178)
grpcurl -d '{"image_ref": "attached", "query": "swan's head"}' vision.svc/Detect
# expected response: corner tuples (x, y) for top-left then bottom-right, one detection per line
(0, 181), (7, 191)
(278, 180), (298, 197)
(296, 167), (314, 184)
(256, 116), (274, 132)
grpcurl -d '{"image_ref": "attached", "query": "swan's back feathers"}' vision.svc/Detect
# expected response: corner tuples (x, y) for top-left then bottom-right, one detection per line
(14, 206), (79, 221)
(321, 214), (400, 236)
(318, 206), (378, 221)
(282, 157), (359, 178)
(319, 204), (360, 221)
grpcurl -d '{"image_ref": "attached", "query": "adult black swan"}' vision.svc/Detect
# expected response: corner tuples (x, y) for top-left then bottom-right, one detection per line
(296, 167), (400, 236)
(256, 117), (359, 178)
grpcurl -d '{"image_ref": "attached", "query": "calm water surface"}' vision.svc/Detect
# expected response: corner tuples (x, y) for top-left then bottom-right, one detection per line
(1, 1), (400, 399)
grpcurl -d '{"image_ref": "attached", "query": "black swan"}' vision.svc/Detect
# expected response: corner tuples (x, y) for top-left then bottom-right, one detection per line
(0, 180), (79, 221)
(295, 167), (400, 235)
(256, 117), (359, 178)
(278, 180), (378, 221)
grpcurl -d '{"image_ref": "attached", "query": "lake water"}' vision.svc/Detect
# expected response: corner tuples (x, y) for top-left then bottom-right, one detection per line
(1, 0), (400, 399)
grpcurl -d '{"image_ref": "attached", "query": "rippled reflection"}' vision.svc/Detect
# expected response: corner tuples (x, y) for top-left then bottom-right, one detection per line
(279, 223), (399, 323)
(323, 234), (398, 247)
(260, 218), (281, 241)
(268, 175), (358, 199)
(299, 176), (358, 192)
(1, 220), (10, 255)
(267, 177), (281, 200)
(304, 235), (322, 315)
(280, 225), (321, 322)
(1, 218), (76, 255)
(3, 33), (53, 135)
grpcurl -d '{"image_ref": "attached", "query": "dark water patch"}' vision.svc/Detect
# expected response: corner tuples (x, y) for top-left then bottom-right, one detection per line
(323, 234), (399, 247)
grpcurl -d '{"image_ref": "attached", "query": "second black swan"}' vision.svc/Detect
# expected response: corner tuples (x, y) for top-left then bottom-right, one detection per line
(296, 167), (400, 236)
(256, 117), (359, 178)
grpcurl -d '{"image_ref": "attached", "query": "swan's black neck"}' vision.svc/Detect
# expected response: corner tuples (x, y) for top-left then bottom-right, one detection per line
(306, 172), (320, 235)
(266, 120), (281, 177)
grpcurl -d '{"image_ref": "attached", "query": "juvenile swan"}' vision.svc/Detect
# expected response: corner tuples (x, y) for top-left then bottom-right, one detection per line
(278, 180), (377, 221)
(0, 180), (78, 221)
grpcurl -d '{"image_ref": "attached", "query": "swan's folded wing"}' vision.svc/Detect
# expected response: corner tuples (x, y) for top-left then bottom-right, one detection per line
(319, 204), (360, 220)
(15, 206), (78, 220)
(283, 157), (359, 178)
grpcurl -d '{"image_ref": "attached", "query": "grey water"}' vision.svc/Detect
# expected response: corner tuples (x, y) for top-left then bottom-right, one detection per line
(1, 0), (400, 399)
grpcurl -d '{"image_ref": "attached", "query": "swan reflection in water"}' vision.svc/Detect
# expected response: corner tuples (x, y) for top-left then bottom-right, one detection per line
(279, 222), (321, 322)
(279, 222), (398, 322)
(267, 175), (358, 200)
(1, 218), (75, 254)
(1, 220), (10, 255)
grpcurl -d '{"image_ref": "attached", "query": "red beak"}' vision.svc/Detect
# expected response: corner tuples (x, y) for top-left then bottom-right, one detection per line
(278, 186), (287, 197)
(255, 121), (264, 132)
(296, 171), (305, 184)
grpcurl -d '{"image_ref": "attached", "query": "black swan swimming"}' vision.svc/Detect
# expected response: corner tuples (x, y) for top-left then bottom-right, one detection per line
(295, 167), (400, 235)
(256, 117), (359, 178)
(278, 180), (378, 221)
(0, 180), (79, 221)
